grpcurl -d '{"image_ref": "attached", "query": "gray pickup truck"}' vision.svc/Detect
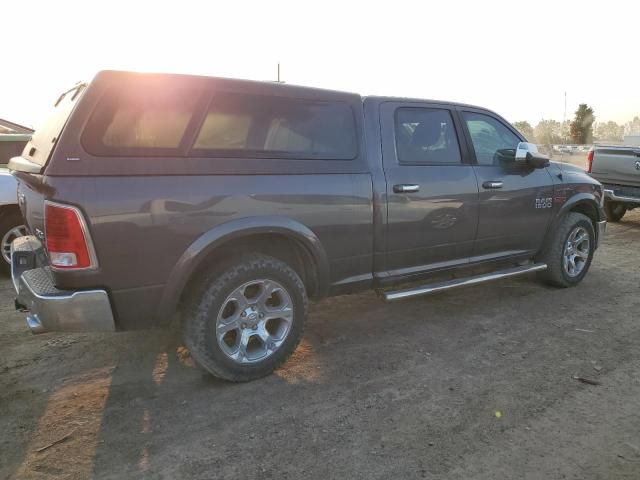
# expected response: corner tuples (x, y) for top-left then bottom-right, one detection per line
(587, 145), (640, 221)
(9, 71), (606, 381)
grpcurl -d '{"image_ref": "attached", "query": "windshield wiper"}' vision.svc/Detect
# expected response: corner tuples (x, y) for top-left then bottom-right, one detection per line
(54, 82), (87, 107)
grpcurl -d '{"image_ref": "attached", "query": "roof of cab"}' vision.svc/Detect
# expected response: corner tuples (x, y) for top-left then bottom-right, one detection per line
(364, 95), (496, 113)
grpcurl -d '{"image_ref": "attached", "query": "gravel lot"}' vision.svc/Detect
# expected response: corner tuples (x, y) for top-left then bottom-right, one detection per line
(1, 211), (639, 480)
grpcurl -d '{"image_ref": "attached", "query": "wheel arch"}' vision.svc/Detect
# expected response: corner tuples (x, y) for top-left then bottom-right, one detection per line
(540, 193), (604, 255)
(155, 216), (329, 325)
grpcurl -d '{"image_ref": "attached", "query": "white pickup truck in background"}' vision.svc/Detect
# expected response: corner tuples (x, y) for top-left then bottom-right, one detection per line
(0, 129), (30, 273)
(587, 145), (640, 221)
(0, 168), (26, 274)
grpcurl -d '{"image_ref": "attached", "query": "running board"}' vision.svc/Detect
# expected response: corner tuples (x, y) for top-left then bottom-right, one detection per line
(383, 263), (547, 302)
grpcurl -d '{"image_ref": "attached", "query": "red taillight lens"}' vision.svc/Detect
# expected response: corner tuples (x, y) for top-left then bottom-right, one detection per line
(586, 149), (594, 173)
(45, 202), (94, 269)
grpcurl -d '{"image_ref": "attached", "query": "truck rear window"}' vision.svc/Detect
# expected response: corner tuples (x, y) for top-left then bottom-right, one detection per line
(192, 95), (357, 160)
(83, 88), (357, 160)
(23, 84), (84, 166)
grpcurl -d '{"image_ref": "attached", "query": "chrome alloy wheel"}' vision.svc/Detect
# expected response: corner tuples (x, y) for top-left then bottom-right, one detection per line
(2, 225), (27, 264)
(216, 279), (294, 364)
(563, 226), (590, 277)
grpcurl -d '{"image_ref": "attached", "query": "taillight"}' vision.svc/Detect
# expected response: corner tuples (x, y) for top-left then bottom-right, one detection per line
(44, 201), (96, 269)
(586, 149), (594, 173)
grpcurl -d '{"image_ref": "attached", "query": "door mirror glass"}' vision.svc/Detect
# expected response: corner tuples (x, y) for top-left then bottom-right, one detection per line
(515, 142), (550, 168)
(515, 142), (538, 162)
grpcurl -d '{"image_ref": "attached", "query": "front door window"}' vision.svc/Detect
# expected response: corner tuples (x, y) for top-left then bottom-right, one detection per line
(463, 112), (520, 166)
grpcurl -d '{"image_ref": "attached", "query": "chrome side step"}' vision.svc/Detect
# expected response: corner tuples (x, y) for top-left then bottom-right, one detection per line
(383, 263), (547, 302)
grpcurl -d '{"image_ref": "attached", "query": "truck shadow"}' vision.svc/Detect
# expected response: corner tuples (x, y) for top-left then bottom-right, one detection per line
(617, 216), (640, 230)
(87, 329), (329, 478)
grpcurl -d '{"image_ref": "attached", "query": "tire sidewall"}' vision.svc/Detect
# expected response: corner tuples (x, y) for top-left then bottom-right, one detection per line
(557, 217), (595, 285)
(187, 256), (306, 380)
(605, 201), (626, 222)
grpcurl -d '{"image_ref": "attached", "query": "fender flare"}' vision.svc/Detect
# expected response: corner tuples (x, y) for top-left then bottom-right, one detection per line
(155, 216), (330, 324)
(557, 192), (605, 222)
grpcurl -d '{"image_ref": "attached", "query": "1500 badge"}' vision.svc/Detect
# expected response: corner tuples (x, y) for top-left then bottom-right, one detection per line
(535, 197), (553, 209)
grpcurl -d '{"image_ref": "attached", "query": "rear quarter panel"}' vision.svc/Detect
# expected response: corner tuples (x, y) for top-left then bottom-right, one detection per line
(46, 173), (373, 327)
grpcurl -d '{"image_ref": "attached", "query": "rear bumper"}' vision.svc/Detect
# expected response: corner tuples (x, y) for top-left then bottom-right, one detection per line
(11, 236), (115, 334)
(603, 186), (640, 205)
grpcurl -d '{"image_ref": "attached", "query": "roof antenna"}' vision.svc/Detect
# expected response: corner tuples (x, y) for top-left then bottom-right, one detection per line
(276, 63), (284, 83)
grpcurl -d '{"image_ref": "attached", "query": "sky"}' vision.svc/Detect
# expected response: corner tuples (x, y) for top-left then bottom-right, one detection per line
(2, 0), (638, 130)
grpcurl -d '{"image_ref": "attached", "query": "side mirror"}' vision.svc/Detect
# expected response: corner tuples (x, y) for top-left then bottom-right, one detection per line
(515, 142), (550, 168)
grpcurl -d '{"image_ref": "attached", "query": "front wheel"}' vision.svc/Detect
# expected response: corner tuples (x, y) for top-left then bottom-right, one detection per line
(604, 201), (627, 222)
(183, 254), (307, 382)
(537, 212), (595, 288)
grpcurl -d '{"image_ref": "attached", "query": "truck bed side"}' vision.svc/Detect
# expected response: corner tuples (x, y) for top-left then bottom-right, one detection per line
(591, 146), (640, 187)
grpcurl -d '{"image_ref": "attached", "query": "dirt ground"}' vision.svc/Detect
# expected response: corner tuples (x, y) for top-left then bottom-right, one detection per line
(1, 211), (639, 480)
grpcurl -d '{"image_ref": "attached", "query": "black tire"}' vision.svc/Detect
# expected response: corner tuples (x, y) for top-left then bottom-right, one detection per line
(537, 212), (595, 288)
(0, 211), (25, 275)
(183, 253), (307, 382)
(604, 201), (627, 222)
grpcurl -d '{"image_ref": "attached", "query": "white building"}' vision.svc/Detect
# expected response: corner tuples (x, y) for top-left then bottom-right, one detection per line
(623, 135), (640, 146)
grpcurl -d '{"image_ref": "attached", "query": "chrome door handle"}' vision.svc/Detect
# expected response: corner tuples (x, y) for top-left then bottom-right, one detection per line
(482, 180), (503, 189)
(393, 184), (420, 193)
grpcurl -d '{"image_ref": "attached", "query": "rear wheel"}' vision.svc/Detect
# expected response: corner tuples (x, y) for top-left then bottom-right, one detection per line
(183, 254), (307, 382)
(537, 212), (595, 288)
(604, 201), (627, 222)
(0, 212), (27, 275)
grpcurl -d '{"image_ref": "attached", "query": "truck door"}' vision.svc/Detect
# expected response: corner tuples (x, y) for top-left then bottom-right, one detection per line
(380, 102), (479, 278)
(459, 109), (554, 259)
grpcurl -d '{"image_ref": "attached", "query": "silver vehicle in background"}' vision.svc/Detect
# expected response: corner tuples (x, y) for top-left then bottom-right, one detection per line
(587, 145), (640, 221)
(0, 167), (27, 273)
(0, 127), (30, 273)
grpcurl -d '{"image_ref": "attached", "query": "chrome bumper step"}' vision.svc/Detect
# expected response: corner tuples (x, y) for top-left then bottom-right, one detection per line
(382, 263), (548, 302)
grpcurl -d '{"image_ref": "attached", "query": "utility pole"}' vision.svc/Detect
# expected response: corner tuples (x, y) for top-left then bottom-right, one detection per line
(563, 91), (567, 144)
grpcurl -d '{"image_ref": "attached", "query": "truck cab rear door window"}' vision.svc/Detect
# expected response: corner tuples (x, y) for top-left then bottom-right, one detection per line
(191, 94), (357, 160)
(395, 108), (461, 164)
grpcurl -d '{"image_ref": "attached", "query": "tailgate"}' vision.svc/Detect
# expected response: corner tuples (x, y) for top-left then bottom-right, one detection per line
(15, 173), (47, 240)
(591, 147), (640, 186)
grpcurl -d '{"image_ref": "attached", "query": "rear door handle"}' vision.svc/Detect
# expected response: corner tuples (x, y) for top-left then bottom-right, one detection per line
(482, 180), (503, 189)
(393, 184), (420, 193)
